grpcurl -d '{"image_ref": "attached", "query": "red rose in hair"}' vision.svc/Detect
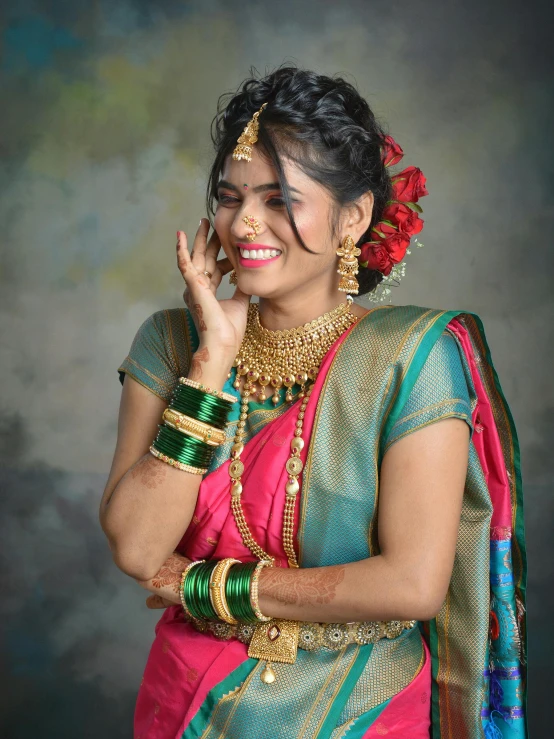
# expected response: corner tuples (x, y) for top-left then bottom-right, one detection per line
(384, 232), (411, 262)
(381, 202), (424, 236)
(359, 243), (394, 276)
(371, 220), (396, 239)
(391, 166), (428, 203)
(381, 135), (404, 167)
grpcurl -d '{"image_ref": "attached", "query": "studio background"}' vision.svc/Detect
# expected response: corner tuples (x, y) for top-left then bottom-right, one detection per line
(1, 1), (551, 736)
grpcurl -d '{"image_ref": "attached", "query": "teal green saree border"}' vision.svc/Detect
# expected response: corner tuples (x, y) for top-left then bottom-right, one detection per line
(313, 645), (374, 738)
(181, 659), (258, 739)
(379, 309), (463, 737)
(381, 309), (463, 452)
(336, 699), (391, 739)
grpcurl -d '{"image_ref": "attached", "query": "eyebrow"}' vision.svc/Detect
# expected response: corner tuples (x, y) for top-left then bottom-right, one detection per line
(217, 179), (301, 194)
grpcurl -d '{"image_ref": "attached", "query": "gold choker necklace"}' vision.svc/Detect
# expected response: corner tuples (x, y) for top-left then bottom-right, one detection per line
(232, 298), (358, 404)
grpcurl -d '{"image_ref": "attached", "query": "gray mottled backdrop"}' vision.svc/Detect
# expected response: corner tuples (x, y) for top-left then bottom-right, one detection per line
(1, 1), (551, 736)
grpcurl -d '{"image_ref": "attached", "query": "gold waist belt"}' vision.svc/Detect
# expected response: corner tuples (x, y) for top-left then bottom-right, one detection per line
(184, 612), (417, 652)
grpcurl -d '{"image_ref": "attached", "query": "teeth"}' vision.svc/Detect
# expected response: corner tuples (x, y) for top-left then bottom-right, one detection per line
(240, 248), (281, 259)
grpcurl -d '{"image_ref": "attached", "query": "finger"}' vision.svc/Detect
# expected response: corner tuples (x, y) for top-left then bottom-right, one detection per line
(204, 229), (221, 264)
(146, 595), (167, 609)
(191, 219), (210, 270)
(177, 231), (196, 280)
(178, 230), (213, 293)
(216, 257), (233, 276)
(208, 255), (232, 292)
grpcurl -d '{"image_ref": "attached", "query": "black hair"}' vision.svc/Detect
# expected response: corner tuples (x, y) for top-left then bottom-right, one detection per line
(207, 66), (393, 297)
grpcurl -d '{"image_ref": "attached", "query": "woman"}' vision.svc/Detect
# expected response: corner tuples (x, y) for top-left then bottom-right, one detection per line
(100, 67), (527, 738)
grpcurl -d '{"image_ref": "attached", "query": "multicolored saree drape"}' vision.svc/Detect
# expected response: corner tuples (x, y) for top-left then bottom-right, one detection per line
(119, 304), (527, 739)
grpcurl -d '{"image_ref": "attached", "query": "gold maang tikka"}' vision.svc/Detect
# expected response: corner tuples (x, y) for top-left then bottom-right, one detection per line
(336, 234), (361, 295)
(232, 103), (268, 162)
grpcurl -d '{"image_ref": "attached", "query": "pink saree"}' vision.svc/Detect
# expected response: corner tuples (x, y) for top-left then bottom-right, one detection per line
(131, 307), (526, 739)
(134, 322), (360, 738)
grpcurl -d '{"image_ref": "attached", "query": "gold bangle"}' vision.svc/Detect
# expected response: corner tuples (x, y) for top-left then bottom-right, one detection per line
(179, 376), (237, 405)
(180, 560), (205, 618)
(162, 408), (227, 446)
(209, 558), (241, 624)
(149, 446), (208, 475)
(250, 560), (273, 622)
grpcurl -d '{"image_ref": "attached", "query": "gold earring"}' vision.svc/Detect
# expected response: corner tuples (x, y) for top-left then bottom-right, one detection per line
(243, 215), (262, 243)
(229, 269), (238, 285)
(336, 235), (361, 295)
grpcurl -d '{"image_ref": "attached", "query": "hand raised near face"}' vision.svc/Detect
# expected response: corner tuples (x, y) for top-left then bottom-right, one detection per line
(177, 220), (250, 381)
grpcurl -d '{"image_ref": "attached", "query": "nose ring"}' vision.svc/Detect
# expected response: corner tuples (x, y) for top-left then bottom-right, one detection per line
(243, 215), (262, 243)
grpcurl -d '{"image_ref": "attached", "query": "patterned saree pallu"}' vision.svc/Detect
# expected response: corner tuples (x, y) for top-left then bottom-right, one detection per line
(128, 305), (526, 739)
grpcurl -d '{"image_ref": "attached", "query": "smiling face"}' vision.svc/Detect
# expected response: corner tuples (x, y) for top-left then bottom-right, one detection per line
(214, 147), (371, 305)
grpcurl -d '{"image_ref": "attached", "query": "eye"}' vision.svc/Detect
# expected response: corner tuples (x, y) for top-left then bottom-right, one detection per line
(266, 196), (287, 207)
(217, 194), (240, 206)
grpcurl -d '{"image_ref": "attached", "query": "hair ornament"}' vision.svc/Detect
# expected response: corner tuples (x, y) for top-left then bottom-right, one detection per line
(232, 103), (268, 162)
(359, 135), (428, 302)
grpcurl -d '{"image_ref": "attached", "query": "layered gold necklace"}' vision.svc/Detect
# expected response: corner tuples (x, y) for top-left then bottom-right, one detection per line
(232, 298), (358, 404)
(228, 298), (358, 568)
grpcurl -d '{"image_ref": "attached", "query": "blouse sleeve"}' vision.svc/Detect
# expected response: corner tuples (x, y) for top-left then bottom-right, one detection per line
(382, 329), (475, 454)
(118, 308), (199, 401)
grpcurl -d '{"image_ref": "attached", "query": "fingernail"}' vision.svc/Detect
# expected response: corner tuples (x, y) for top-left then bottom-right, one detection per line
(199, 219), (203, 226)
(176, 231), (180, 239)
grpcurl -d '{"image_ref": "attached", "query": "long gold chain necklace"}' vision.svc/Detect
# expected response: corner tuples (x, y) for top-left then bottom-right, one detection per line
(228, 299), (358, 568)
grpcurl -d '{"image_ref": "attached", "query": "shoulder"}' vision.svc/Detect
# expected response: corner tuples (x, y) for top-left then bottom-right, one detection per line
(351, 304), (445, 352)
(358, 303), (481, 344)
(118, 307), (199, 399)
(133, 307), (198, 355)
(352, 304), (478, 390)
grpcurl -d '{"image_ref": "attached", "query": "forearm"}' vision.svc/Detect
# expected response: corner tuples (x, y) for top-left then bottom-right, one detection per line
(101, 352), (232, 581)
(257, 555), (439, 623)
(102, 454), (201, 580)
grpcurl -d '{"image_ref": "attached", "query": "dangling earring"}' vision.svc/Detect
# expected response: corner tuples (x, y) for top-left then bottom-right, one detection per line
(229, 270), (238, 285)
(336, 235), (361, 295)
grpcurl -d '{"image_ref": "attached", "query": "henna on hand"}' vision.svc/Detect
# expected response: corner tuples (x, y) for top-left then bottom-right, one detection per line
(129, 455), (167, 489)
(261, 565), (346, 606)
(189, 346), (210, 381)
(151, 553), (189, 594)
(192, 303), (207, 332)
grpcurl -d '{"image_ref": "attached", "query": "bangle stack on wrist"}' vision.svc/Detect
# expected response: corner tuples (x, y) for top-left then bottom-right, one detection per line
(150, 375), (236, 474)
(180, 558), (273, 625)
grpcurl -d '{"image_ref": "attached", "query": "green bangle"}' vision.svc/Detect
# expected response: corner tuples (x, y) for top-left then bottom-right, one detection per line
(170, 384), (232, 428)
(154, 435), (213, 468)
(152, 441), (212, 471)
(225, 562), (259, 624)
(157, 423), (213, 457)
(180, 560), (205, 618)
(184, 560), (219, 620)
(153, 425), (214, 468)
(176, 381), (234, 414)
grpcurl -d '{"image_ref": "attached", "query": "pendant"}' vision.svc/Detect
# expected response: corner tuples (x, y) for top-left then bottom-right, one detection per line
(260, 662), (276, 684)
(248, 618), (300, 684)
